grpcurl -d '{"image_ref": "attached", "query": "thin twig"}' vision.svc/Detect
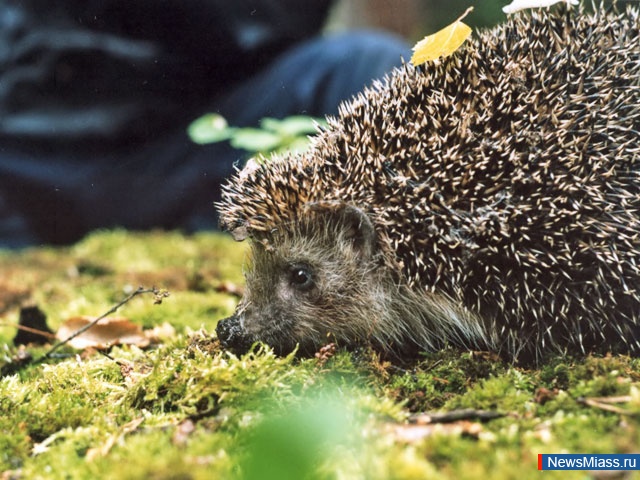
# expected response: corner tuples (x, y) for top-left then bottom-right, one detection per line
(0, 322), (57, 339)
(42, 286), (159, 360)
(1, 286), (167, 377)
(409, 409), (505, 424)
(577, 396), (639, 417)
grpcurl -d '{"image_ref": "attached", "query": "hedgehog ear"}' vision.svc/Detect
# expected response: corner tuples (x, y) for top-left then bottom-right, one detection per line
(338, 205), (377, 258)
(306, 202), (377, 259)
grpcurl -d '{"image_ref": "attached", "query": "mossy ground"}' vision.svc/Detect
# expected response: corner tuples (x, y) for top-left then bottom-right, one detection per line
(1, 230), (639, 479)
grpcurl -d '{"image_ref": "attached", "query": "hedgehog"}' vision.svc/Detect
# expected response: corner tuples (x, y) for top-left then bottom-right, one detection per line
(215, 5), (640, 364)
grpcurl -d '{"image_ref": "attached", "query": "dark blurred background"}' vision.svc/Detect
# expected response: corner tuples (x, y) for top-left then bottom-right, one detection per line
(329, 0), (507, 38)
(330, 0), (633, 37)
(0, 0), (631, 248)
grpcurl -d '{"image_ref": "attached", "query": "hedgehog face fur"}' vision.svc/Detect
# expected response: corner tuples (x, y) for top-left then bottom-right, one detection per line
(217, 205), (388, 356)
(216, 6), (640, 363)
(217, 203), (487, 357)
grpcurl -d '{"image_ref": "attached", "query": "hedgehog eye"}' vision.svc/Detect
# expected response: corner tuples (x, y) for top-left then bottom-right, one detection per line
(288, 264), (314, 291)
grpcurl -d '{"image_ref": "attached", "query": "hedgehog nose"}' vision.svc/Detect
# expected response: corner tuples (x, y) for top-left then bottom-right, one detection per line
(216, 316), (238, 347)
(216, 315), (253, 354)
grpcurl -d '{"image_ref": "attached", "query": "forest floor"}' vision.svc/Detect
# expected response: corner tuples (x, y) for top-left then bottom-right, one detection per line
(1, 230), (639, 479)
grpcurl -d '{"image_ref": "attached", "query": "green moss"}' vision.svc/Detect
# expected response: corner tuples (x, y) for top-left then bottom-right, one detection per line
(1, 230), (640, 479)
(385, 350), (509, 411)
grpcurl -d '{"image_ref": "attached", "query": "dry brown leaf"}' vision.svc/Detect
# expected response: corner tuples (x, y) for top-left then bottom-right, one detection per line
(56, 316), (150, 349)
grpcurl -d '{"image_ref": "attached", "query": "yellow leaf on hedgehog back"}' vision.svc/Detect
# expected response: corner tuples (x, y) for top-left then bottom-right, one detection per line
(411, 7), (473, 65)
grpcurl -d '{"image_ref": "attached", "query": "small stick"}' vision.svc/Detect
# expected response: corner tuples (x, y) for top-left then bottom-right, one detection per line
(409, 408), (505, 424)
(577, 397), (638, 417)
(41, 286), (164, 360)
(0, 323), (57, 339)
(1, 286), (167, 377)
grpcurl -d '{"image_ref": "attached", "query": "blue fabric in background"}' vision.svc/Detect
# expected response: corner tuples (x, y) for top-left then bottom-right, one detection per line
(0, 1), (410, 247)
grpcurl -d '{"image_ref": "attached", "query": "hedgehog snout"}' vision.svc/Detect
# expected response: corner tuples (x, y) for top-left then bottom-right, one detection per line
(216, 315), (253, 355)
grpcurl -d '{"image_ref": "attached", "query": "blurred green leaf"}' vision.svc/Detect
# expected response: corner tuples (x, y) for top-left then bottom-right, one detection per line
(188, 113), (326, 155)
(275, 137), (315, 155)
(187, 113), (235, 144)
(231, 129), (284, 153)
(261, 116), (326, 136)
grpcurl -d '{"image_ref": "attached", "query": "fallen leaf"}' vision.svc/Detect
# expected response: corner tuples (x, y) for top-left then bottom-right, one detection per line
(56, 316), (150, 350)
(411, 7), (473, 65)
